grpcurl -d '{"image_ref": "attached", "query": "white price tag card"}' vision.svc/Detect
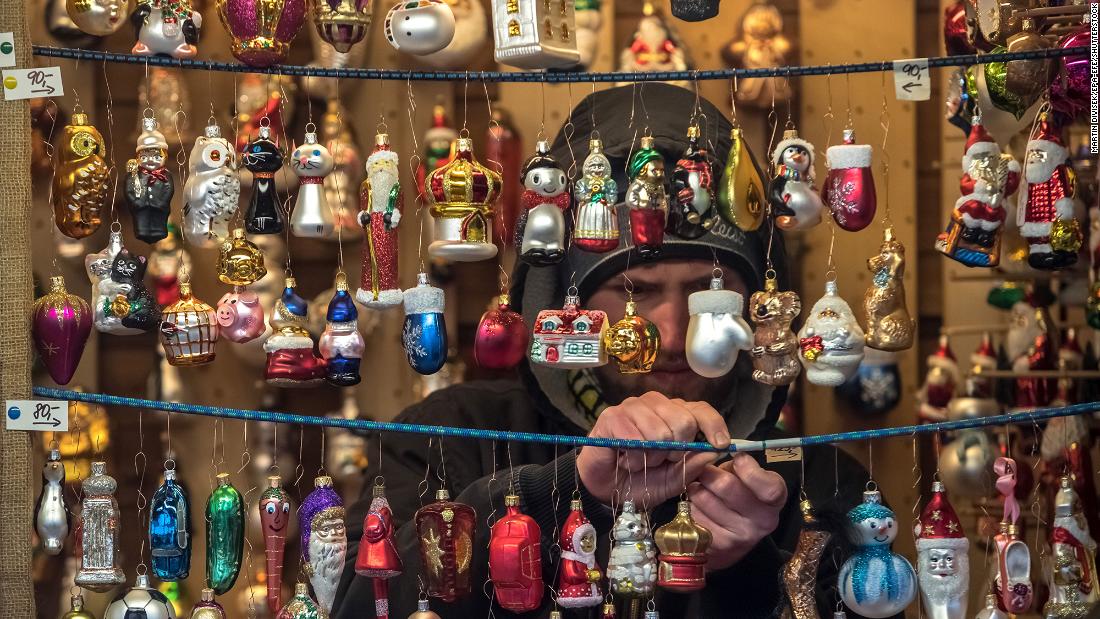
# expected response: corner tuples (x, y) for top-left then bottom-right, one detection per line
(764, 446), (802, 463)
(2, 66), (63, 100)
(893, 58), (930, 101)
(6, 400), (68, 432)
(0, 33), (15, 68)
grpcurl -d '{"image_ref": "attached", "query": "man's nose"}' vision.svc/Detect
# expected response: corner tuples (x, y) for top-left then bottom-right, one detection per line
(644, 295), (689, 353)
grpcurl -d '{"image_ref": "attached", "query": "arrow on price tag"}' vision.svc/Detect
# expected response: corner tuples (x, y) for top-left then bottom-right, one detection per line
(892, 58), (930, 101)
(6, 400), (69, 431)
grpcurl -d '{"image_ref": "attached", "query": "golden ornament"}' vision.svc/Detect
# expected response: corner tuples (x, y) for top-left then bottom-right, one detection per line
(863, 227), (915, 351)
(109, 294), (132, 318)
(603, 300), (660, 374)
(217, 228), (267, 286)
(716, 126), (766, 231)
(159, 282), (219, 366)
(53, 111), (108, 239)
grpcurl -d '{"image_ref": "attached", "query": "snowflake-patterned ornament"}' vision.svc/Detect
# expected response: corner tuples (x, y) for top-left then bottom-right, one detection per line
(402, 272), (447, 375)
(836, 348), (901, 415)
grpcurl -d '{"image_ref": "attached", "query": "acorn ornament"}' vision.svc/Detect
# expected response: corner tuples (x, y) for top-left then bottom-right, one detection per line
(383, 0), (456, 55)
(823, 129), (876, 232)
(312, 0), (372, 53)
(53, 109), (108, 239)
(798, 280), (865, 387)
(769, 128), (823, 231)
(290, 127), (337, 238)
(717, 126), (766, 231)
(125, 116), (174, 244)
(402, 272), (448, 375)
(32, 275), (92, 386)
(838, 488), (917, 617)
(159, 282), (219, 367)
(686, 272), (753, 378)
(604, 299), (660, 374)
(474, 294), (529, 370)
(626, 135), (670, 259)
(319, 273), (364, 386)
(668, 124), (717, 239)
(863, 228), (915, 351)
(426, 136), (501, 262)
(516, 140), (570, 266)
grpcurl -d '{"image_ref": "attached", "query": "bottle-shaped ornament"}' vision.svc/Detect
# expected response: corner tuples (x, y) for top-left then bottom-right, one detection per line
(53, 109), (108, 239)
(149, 465), (191, 580)
(864, 227), (915, 352)
(426, 136), (501, 261)
(769, 129), (823, 231)
(300, 475), (347, 613)
(382, 0), (456, 55)
(779, 499), (831, 619)
(686, 273), (753, 378)
(130, 0), (201, 58)
(490, 0), (579, 69)
(1042, 475), (1098, 618)
(654, 499), (711, 592)
(35, 448), (70, 555)
(837, 488), (916, 617)
(61, 593), (96, 619)
(608, 500), (657, 598)
(216, 287), (266, 344)
(626, 135), (670, 259)
(189, 588), (226, 619)
(822, 129), (877, 232)
(914, 480), (969, 619)
(992, 457), (1033, 613)
(86, 237), (161, 335)
(159, 282), (219, 367)
(75, 461), (125, 591)
(415, 488), (476, 602)
(474, 294), (529, 370)
(530, 291), (609, 368)
(355, 481), (403, 619)
(219, 0), (307, 67)
(278, 582), (325, 619)
(244, 125), (287, 234)
(357, 132), (404, 309)
(66, 0), (126, 35)
(320, 273), (364, 386)
(604, 299), (661, 374)
(402, 272), (448, 375)
(717, 126), (766, 231)
(260, 475), (292, 614)
(184, 122), (241, 248)
(669, 124), (717, 239)
(748, 274), (801, 385)
(290, 128), (336, 238)
(1019, 113), (1081, 270)
(557, 499), (602, 607)
(32, 275), (92, 386)
(573, 137), (620, 252)
(798, 280), (865, 387)
(126, 116), (175, 244)
(206, 473), (244, 595)
(311, 0), (372, 53)
(105, 573), (176, 619)
(489, 494), (543, 611)
(264, 276), (328, 386)
(516, 140), (570, 266)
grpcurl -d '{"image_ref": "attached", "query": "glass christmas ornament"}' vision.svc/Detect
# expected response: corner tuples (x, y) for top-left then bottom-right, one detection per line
(357, 132), (404, 309)
(416, 489), (476, 602)
(290, 129), (336, 238)
(769, 129), (822, 231)
(917, 335), (960, 423)
(417, 0), (487, 68)
(486, 110), (522, 246)
(823, 129), (876, 232)
(217, 0), (307, 67)
(779, 499), (831, 619)
(798, 280), (865, 387)
(148, 225), (189, 307)
(243, 125), (287, 235)
(61, 593), (96, 619)
(863, 228), (914, 352)
(319, 99), (363, 239)
(75, 461), (125, 591)
(216, 288), (266, 344)
(489, 494), (543, 611)
(976, 594), (1009, 619)
(748, 274), (801, 386)
(992, 457), (1032, 613)
(516, 140), (570, 266)
(717, 126), (766, 231)
(427, 136), (501, 261)
(159, 282), (219, 366)
(529, 292), (608, 368)
(838, 489), (916, 618)
(937, 429), (994, 499)
(626, 135), (670, 259)
(189, 588), (226, 619)
(835, 348), (902, 415)
(1019, 113), (1081, 270)
(206, 473), (244, 595)
(686, 273), (753, 378)
(383, 0), (455, 55)
(130, 0), (201, 58)
(721, 3), (792, 108)
(301, 476), (347, 613)
(264, 276), (327, 386)
(1088, 281), (1100, 331)
(105, 573), (176, 619)
(125, 116), (174, 244)
(356, 482), (403, 618)
(312, 0), (372, 53)
(320, 273), (364, 386)
(604, 299), (660, 374)
(184, 123), (240, 248)
(490, 0), (579, 69)
(474, 294), (528, 370)
(1004, 18), (1052, 102)
(942, 1), (972, 55)
(260, 476), (292, 614)
(407, 598), (442, 619)
(914, 480), (969, 619)
(1043, 475), (1099, 618)
(279, 582), (325, 619)
(87, 240), (160, 335)
(35, 448), (69, 555)
(32, 275), (92, 386)
(607, 500), (657, 598)
(669, 124), (716, 239)
(149, 466), (192, 581)
(217, 228), (267, 286)
(415, 103), (456, 195)
(402, 272), (448, 375)
(654, 500), (711, 592)
(618, 2), (689, 83)
(53, 110), (108, 239)
(556, 499), (602, 608)
(573, 0), (600, 68)
(67, 0), (127, 35)
(1050, 25), (1090, 123)
(574, 137), (619, 252)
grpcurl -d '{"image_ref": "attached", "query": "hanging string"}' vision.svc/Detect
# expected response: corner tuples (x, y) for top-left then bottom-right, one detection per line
(405, 76), (427, 274)
(878, 70), (893, 229)
(133, 409), (149, 573)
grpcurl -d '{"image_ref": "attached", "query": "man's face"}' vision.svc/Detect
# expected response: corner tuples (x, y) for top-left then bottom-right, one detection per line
(587, 259), (746, 404)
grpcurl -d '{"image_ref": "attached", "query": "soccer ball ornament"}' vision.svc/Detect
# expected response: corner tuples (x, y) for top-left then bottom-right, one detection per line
(105, 573), (177, 619)
(838, 489), (916, 617)
(384, 0), (456, 55)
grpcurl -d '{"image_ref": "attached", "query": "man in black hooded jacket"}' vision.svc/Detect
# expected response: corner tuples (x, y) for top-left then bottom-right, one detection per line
(333, 84), (882, 619)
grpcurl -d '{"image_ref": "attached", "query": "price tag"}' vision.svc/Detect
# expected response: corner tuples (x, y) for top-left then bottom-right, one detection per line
(0, 33), (15, 68)
(6, 400), (69, 432)
(2, 66), (63, 100)
(892, 58), (930, 101)
(765, 446), (802, 463)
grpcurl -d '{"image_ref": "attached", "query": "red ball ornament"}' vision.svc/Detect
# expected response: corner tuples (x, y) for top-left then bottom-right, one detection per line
(32, 275), (92, 385)
(474, 294), (529, 370)
(488, 494), (543, 611)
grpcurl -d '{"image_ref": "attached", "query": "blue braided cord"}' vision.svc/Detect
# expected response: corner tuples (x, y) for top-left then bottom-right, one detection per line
(30, 45), (1086, 84)
(30, 387), (1100, 453)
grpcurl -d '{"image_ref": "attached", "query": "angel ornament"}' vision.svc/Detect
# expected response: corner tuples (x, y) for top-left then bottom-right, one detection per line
(721, 3), (793, 109)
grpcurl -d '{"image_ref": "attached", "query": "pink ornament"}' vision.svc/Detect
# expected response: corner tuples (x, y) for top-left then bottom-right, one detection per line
(216, 288), (267, 343)
(1050, 25), (1090, 123)
(822, 129), (876, 232)
(32, 276), (92, 385)
(218, 0), (308, 67)
(474, 295), (528, 370)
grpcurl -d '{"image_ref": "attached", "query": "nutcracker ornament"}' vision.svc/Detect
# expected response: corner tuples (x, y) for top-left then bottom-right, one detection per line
(216, 288), (266, 344)
(126, 116), (174, 244)
(626, 135), (670, 259)
(427, 136), (501, 261)
(769, 129), (823, 231)
(105, 573), (177, 619)
(75, 461), (125, 591)
(264, 276), (328, 386)
(838, 488), (917, 618)
(312, 0), (372, 53)
(686, 272), (753, 378)
(53, 110), (108, 239)
(218, 0), (307, 67)
(490, 0), (579, 69)
(722, 2), (792, 109)
(717, 126), (766, 231)
(61, 593), (96, 619)
(992, 457), (1032, 613)
(290, 128), (337, 238)
(669, 124), (717, 239)
(189, 589), (226, 619)
(301, 475), (347, 613)
(243, 124), (287, 235)
(160, 282), (219, 366)
(358, 132), (404, 308)
(217, 228), (267, 286)
(608, 499), (657, 599)
(35, 448), (69, 555)
(748, 273), (801, 385)
(184, 123), (240, 248)
(604, 298), (661, 374)
(823, 129), (876, 232)
(798, 280), (865, 387)
(654, 499), (711, 592)
(1042, 475), (1098, 618)
(130, 0), (202, 58)
(355, 481), (403, 619)
(206, 473), (244, 595)
(574, 137), (619, 252)
(516, 140), (570, 265)
(557, 498), (602, 608)
(382, 0), (456, 55)
(489, 494), (543, 611)
(474, 294), (528, 370)
(1019, 113), (1082, 270)
(415, 489), (476, 602)
(778, 499), (831, 619)
(32, 275), (92, 386)
(279, 582), (325, 619)
(319, 273), (364, 386)
(914, 481), (969, 619)
(67, 0), (127, 35)
(864, 228), (914, 351)
(529, 290), (609, 368)
(149, 465), (192, 580)
(402, 272), (448, 375)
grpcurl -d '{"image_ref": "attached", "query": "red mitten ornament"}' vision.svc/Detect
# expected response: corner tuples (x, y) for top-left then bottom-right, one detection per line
(823, 129), (876, 232)
(489, 494), (543, 612)
(556, 499), (602, 608)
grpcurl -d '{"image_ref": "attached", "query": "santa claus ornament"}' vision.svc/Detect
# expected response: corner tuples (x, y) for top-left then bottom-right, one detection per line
(130, 0), (202, 58)
(717, 126), (766, 231)
(319, 273), (364, 386)
(798, 280), (865, 387)
(416, 489), (476, 602)
(427, 136), (501, 262)
(489, 494), (543, 611)
(1042, 475), (1098, 619)
(402, 272), (448, 375)
(626, 135), (670, 259)
(607, 500), (657, 599)
(823, 129), (876, 232)
(654, 499), (711, 592)
(474, 294), (528, 370)
(748, 273), (801, 385)
(769, 129), (823, 231)
(863, 228), (914, 351)
(32, 275), (92, 386)
(300, 476), (347, 613)
(126, 116), (174, 244)
(529, 291), (609, 368)
(992, 457), (1032, 613)
(290, 128), (337, 238)
(358, 132), (404, 309)
(619, 2), (689, 84)
(557, 498), (602, 608)
(1018, 113), (1081, 270)
(914, 480), (969, 619)
(264, 276), (328, 387)
(838, 488), (916, 618)
(574, 137), (620, 253)
(668, 124), (716, 239)
(516, 140), (570, 266)
(53, 110), (108, 239)
(686, 272), (753, 378)
(917, 335), (960, 423)
(355, 482), (403, 619)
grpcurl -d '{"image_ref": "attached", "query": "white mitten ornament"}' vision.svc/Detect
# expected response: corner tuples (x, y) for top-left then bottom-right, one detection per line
(686, 273), (753, 378)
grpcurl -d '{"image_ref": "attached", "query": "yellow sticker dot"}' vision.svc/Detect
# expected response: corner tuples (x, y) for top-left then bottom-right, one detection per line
(3, 76), (15, 90)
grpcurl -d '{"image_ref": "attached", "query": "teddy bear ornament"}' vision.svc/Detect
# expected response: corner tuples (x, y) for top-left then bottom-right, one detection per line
(748, 272), (801, 386)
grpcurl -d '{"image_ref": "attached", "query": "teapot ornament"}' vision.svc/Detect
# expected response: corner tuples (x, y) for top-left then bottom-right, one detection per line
(769, 129), (823, 231)
(183, 123), (240, 248)
(125, 116), (174, 244)
(32, 276), (92, 386)
(748, 273), (801, 385)
(604, 299), (661, 374)
(53, 110), (108, 239)
(838, 488), (916, 618)
(129, 0), (201, 58)
(863, 228), (915, 351)
(290, 128), (337, 238)
(626, 135), (670, 259)
(573, 137), (620, 252)
(516, 140), (570, 266)
(668, 124), (717, 239)
(686, 272), (753, 378)
(798, 280), (865, 387)
(243, 124), (287, 235)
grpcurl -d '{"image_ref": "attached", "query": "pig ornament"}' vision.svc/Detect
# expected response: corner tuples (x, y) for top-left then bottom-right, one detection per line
(217, 288), (266, 344)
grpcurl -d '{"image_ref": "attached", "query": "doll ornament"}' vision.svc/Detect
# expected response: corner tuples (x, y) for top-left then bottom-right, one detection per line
(35, 448), (70, 555)
(557, 499), (602, 608)
(357, 132), (403, 309)
(686, 273), (753, 378)
(126, 116), (174, 244)
(53, 110), (108, 239)
(574, 137), (619, 253)
(319, 274), (365, 386)
(355, 482), (403, 619)
(798, 280), (865, 387)
(823, 129), (876, 232)
(669, 124), (717, 239)
(722, 2), (792, 109)
(838, 488), (916, 618)
(748, 274), (801, 385)
(260, 476), (291, 614)
(130, 0), (202, 58)
(300, 476), (347, 613)
(864, 228), (915, 352)
(32, 276), (92, 386)
(489, 494), (543, 611)
(769, 129), (823, 231)
(1018, 113), (1081, 270)
(626, 136), (670, 259)
(291, 129), (337, 238)
(184, 123), (240, 248)
(914, 481), (969, 619)
(516, 140), (570, 266)
(243, 125), (287, 235)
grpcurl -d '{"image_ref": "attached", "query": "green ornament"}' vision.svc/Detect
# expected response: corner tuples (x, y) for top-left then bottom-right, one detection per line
(278, 582), (325, 619)
(986, 281), (1026, 310)
(205, 472), (244, 595)
(983, 47), (1034, 119)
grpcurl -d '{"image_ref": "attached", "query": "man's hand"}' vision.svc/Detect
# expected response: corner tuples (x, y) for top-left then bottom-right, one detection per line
(687, 453), (787, 571)
(577, 392), (731, 505)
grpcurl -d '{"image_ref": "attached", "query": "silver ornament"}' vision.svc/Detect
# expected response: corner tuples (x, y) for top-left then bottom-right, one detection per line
(797, 280), (864, 386)
(130, 0), (202, 59)
(34, 448), (70, 555)
(290, 130), (336, 238)
(66, 0), (128, 36)
(490, 0), (580, 69)
(183, 123), (240, 248)
(383, 0), (456, 55)
(75, 461), (125, 591)
(975, 594), (1008, 619)
(914, 480), (970, 619)
(686, 274), (753, 378)
(105, 573), (177, 619)
(607, 500), (657, 598)
(937, 431), (995, 498)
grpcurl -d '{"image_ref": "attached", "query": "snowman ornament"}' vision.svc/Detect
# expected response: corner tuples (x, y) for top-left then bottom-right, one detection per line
(768, 128), (823, 231)
(515, 140), (570, 266)
(839, 488), (917, 618)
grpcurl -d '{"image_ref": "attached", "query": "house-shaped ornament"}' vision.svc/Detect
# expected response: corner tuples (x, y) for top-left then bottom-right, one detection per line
(530, 294), (608, 368)
(492, 0), (581, 69)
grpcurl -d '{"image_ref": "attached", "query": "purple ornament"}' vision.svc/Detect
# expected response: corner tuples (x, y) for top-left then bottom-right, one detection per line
(1050, 25), (1090, 123)
(298, 475), (346, 613)
(218, 0), (308, 67)
(32, 276), (92, 385)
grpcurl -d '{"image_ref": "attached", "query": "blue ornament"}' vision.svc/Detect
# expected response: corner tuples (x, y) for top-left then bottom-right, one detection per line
(280, 282), (309, 319)
(320, 275), (364, 387)
(148, 466), (191, 581)
(836, 349), (901, 414)
(838, 489), (916, 618)
(401, 272), (447, 375)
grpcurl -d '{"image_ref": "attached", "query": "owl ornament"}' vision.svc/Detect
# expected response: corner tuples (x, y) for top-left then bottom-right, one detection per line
(748, 273), (801, 386)
(838, 488), (916, 618)
(53, 110), (108, 239)
(769, 129), (823, 231)
(863, 228), (915, 352)
(798, 280), (864, 387)
(184, 123), (240, 248)
(129, 0), (202, 58)
(290, 129), (337, 238)
(603, 299), (660, 374)
(125, 116), (174, 244)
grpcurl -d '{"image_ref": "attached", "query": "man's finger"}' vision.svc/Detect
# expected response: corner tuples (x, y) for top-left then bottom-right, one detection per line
(682, 400), (732, 450)
(726, 453), (788, 506)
